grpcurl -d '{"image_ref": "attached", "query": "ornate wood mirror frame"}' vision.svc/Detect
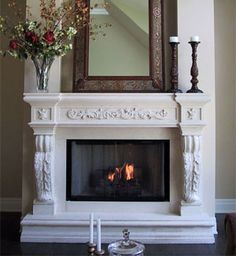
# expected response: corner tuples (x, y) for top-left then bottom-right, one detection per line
(73, 0), (164, 92)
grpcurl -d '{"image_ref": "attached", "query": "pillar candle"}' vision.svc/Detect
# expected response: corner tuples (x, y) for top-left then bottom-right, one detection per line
(97, 218), (101, 252)
(169, 36), (179, 43)
(190, 36), (200, 42)
(89, 213), (94, 244)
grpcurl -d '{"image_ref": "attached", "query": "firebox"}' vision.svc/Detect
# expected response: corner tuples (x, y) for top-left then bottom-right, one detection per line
(66, 140), (170, 201)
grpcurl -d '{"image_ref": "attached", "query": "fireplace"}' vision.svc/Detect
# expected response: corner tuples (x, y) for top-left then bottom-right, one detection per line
(66, 140), (170, 202)
(21, 93), (215, 244)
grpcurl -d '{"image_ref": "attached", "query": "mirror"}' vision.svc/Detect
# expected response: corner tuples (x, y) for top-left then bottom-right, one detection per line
(73, 0), (164, 92)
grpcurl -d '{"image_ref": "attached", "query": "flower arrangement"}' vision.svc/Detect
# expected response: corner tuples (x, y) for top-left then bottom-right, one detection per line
(0, 0), (90, 59)
(0, 0), (109, 91)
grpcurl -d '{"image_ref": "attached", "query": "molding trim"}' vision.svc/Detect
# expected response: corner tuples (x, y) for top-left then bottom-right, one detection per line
(215, 199), (236, 213)
(21, 213), (216, 244)
(0, 197), (21, 212)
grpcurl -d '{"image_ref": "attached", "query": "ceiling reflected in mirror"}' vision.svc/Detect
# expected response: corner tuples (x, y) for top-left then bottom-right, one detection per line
(88, 0), (150, 76)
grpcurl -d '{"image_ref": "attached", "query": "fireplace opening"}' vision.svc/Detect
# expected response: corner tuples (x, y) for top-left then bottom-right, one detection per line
(66, 140), (170, 201)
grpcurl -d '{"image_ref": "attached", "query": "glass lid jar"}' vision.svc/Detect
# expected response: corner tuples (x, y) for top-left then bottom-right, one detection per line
(108, 229), (145, 256)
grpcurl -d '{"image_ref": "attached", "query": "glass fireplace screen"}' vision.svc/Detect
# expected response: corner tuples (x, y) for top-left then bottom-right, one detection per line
(66, 140), (169, 201)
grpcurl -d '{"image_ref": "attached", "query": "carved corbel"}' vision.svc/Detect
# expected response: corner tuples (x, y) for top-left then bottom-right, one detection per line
(34, 135), (53, 202)
(182, 135), (201, 204)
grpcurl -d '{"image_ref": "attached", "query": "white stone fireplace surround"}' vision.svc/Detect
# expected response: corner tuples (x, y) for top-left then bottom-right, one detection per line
(21, 93), (216, 244)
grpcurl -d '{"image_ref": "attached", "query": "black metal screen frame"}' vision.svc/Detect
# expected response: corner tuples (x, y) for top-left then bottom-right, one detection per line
(66, 139), (170, 202)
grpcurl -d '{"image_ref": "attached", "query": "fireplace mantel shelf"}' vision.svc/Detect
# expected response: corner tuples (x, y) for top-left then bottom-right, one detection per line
(24, 93), (210, 134)
(21, 92), (216, 244)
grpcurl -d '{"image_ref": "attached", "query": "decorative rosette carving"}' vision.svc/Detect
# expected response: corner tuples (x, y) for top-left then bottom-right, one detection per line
(37, 108), (49, 120)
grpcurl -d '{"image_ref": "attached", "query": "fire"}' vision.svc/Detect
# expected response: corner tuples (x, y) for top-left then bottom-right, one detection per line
(107, 163), (135, 182)
(108, 172), (115, 182)
(125, 164), (134, 181)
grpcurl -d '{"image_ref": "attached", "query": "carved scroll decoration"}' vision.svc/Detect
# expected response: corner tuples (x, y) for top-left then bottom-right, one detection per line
(34, 135), (53, 202)
(67, 108), (168, 121)
(183, 135), (201, 203)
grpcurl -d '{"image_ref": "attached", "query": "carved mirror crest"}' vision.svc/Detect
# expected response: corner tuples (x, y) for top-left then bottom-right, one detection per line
(73, 0), (164, 92)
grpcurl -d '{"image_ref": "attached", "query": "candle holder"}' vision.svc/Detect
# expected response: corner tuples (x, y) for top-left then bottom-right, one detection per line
(87, 242), (96, 256)
(187, 41), (203, 93)
(168, 42), (182, 93)
(95, 249), (105, 255)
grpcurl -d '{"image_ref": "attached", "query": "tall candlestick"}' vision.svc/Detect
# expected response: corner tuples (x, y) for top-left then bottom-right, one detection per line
(168, 38), (182, 93)
(187, 41), (203, 93)
(97, 218), (101, 252)
(89, 213), (94, 244)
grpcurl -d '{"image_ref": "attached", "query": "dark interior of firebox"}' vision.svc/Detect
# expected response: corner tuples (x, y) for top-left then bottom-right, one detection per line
(66, 140), (169, 201)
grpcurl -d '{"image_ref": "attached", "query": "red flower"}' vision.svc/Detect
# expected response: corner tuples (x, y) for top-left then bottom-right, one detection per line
(43, 31), (55, 45)
(9, 39), (19, 50)
(31, 33), (39, 44)
(25, 31), (39, 44)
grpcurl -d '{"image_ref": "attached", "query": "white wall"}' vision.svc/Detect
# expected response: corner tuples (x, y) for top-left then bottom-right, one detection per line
(215, 0), (236, 199)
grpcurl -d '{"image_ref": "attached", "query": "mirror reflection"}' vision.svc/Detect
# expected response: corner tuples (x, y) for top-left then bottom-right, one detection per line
(89, 0), (149, 76)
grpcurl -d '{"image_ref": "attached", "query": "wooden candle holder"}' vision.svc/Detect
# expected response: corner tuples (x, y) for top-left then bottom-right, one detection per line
(187, 41), (203, 93)
(168, 42), (182, 93)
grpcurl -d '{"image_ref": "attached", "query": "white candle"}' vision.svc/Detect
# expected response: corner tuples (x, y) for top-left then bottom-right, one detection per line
(190, 36), (200, 42)
(89, 213), (94, 244)
(96, 218), (101, 252)
(169, 36), (179, 43)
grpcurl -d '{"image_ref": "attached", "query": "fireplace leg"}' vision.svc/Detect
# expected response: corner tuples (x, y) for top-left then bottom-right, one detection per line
(33, 135), (55, 215)
(180, 135), (202, 216)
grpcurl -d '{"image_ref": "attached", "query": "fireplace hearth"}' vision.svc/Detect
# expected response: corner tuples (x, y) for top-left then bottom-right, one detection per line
(67, 140), (170, 202)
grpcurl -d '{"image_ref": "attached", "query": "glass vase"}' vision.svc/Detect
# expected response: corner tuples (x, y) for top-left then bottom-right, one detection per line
(32, 56), (54, 93)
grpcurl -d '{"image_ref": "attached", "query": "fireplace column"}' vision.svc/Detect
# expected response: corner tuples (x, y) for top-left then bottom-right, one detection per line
(175, 94), (210, 216)
(24, 93), (60, 215)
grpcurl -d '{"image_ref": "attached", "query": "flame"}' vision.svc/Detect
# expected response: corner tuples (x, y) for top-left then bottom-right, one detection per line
(108, 172), (115, 182)
(125, 164), (134, 181)
(107, 163), (135, 182)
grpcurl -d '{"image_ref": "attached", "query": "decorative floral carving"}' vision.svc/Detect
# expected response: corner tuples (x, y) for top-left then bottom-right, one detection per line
(37, 108), (49, 120)
(75, 80), (156, 91)
(67, 108), (168, 121)
(151, 0), (163, 90)
(153, 6), (161, 17)
(183, 135), (201, 203)
(187, 108), (196, 120)
(34, 135), (53, 202)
